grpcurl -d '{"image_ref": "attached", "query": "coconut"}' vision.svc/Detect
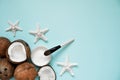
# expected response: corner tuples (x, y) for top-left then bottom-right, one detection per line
(38, 65), (56, 80)
(0, 37), (11, 57)
(0, 58), (14, 80)
(31, 46), (51, 67)
(14, 62), (37, 80)
(6, 39), (30, 64)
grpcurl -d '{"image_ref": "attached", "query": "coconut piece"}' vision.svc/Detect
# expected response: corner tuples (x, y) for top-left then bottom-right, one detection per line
(0, 37), (11, 57)
(31, 46), (51, 67)
(14, 62), (37, 80)
(0, 58), (14, 80)
(38, 66), (56, 80)
(6, 39), (30, 64)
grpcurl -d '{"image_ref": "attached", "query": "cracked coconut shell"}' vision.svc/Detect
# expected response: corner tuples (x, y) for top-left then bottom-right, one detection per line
(6, 39), (31, 64)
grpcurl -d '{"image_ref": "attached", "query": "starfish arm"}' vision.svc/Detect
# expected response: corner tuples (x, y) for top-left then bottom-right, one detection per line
(16, 27), (23, 31)
(41, 28), (49, 33)
(34, 37), (39, 44)
(15, 21), (19, 26)
(66, 56), (70, 64)
(8, 21), (13, 26)
(57, 62), (65, 66)
(6, 27), (12, 32)
(29, 31), (37, 36)
(68, 68), (74, 76)
(12, 30), (16, 37)
(60, 68), (66, 76)
(70, 63), (78, 67)
(36, 26), (41, 32)
(40, 35), (47, 41)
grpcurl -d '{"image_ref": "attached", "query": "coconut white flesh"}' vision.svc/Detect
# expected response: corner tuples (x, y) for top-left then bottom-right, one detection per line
(31, 46), (51, 66)
(38, 66), (56, 80)
(8, 42), (27, 62)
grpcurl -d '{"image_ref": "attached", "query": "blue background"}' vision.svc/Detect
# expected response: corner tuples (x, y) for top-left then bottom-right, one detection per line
(0, 0), (120, 80)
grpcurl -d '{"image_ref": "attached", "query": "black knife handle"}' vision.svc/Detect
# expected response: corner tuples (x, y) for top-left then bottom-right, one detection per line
(44, 45), (61, 56)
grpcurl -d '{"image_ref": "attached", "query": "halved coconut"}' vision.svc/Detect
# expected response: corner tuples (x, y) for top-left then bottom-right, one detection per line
(6, 40), (31, 64)
(31, 46), (51, 67)
(38, 66), (56, 80)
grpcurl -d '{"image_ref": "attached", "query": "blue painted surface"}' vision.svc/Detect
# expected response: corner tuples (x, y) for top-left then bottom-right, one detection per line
(0, 0), (120, 80)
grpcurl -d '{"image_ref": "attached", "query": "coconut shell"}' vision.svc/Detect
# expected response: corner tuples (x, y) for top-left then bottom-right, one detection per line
(6, 39), (31, 64)
(0, 58), (14, 80)
(0, 37), (11, 58)
(38, 65), (56, 80)
(14, 62), (37, 80)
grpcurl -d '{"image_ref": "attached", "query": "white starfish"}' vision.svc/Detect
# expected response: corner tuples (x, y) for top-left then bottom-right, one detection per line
(29, 24), (49, 43)
(6, 21), (23, 37)
(57, 56), (78, 76)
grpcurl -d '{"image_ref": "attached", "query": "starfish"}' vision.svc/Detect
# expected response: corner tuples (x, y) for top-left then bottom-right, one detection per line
(57, 56), (78, 76)
(6, 21), (23, 37)
(29, 24), (49, 43)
